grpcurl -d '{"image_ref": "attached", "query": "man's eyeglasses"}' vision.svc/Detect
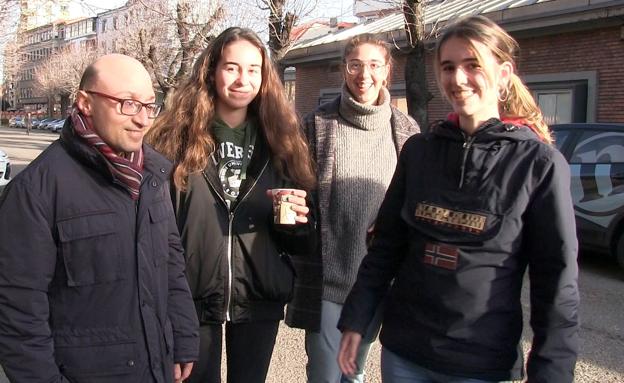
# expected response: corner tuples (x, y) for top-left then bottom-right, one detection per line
(345, 60), (387, 75)
(84, 90), (162, 119)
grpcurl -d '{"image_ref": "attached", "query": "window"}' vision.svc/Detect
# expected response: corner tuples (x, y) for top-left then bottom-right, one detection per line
(102, 19), (107, 33)
(535, 91), (572, 125)
(525, 72), (596, 123)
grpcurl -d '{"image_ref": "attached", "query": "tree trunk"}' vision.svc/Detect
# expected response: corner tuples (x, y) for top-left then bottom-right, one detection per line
(404, 42), (429, 130)
(403, 0), (431, 131)
(60, 94), (71, 118)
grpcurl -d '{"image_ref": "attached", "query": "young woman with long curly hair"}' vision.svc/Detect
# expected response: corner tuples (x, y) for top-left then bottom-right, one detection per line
(147, 27), (316, 383)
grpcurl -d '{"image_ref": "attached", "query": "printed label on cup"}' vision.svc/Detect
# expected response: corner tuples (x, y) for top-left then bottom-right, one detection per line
(276, 201), (297, 225)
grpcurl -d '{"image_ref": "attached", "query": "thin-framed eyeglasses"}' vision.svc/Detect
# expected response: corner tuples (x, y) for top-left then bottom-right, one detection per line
(345, 60), (387, 75)
(84, 90), (162, 119)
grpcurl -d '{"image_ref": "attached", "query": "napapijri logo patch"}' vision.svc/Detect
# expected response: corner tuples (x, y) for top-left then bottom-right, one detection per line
(414, 203), (486, 234)
(424, 242), (459, 270)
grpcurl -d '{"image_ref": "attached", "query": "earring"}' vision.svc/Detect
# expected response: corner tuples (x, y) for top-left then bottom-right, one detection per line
(497, 85), (510, 103)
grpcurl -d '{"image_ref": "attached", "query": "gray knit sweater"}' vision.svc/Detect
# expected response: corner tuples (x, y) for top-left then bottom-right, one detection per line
(323, 86), (397, 303)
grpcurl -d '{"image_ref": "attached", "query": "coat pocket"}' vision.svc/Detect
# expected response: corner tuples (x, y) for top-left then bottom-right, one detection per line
(238, 234), (295, 303)
(57, 211), (123, 286)
(55, 327), (137, 378)
(148, 200), (171, 267)
(401, 188), (504, 244)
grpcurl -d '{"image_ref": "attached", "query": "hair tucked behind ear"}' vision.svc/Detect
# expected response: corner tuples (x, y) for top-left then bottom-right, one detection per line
(505, 74), (550, 143)
(146, 27), (316, 190)
(434, 15), (552, 143)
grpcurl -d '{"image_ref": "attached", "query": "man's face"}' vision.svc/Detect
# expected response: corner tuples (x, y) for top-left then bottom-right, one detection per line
(77, 56), (156, 154)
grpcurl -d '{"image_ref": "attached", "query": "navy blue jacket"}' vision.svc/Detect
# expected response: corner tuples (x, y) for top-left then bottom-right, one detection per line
(0, 121), (199, 382)
(338, 119), (579, 382)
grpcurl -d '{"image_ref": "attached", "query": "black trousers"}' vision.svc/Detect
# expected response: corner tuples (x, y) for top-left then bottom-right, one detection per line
(186, 320), (280, 383)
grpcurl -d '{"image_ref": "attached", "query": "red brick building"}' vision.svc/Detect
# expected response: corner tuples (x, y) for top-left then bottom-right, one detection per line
(283, 0), (624, 126)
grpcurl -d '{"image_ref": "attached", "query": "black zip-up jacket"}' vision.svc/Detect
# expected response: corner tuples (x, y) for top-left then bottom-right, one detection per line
(0, 122), (199, 382)
(338, 119), (579, 382)
(173, 132), (314, 324)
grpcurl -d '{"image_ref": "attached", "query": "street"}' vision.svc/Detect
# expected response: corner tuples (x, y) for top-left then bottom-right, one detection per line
(0, 125), (623, 382)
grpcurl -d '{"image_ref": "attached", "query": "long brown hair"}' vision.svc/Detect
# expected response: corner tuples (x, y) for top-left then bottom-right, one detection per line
(434, 15), (551, 143)
(147, 27), (316, 190)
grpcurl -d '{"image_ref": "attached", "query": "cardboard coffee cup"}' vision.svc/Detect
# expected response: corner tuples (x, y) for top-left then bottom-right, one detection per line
(271, 188), (298, 225)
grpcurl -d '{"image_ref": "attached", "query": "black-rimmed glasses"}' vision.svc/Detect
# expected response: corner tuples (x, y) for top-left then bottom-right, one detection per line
(85, 90), (162, 119)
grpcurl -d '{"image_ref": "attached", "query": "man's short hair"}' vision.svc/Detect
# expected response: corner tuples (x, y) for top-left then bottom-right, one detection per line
(78, 64), (98, 90)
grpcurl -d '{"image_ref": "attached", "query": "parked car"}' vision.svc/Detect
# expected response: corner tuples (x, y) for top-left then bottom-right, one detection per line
(49, 119), (65, 132)
(0, 149), (11, 194)
(552, 123), (624, 270)
(8, 116), (24, 128)
(37, 117), (56, 130)
(31, 118), (45, 129)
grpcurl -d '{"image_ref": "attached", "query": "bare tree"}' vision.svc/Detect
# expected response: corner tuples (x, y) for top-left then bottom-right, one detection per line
(35, 44), (97, 115)
(1, 0), (25, 110)
(111, 0), (226, 100)
(259, 0), (316, 76)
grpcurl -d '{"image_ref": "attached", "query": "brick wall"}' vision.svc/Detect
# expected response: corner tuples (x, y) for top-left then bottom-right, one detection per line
(293, 25), (624, 124)
(516, 26), (624, 123)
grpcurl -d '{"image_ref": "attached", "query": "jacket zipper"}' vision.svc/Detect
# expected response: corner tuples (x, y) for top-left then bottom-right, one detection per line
(201, 159), (270, 321)
(459, 135), (476, 189)
(225, 201), (234, 321)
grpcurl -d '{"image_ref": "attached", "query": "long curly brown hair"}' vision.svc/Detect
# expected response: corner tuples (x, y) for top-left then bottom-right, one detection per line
(146, 27), (316, 190)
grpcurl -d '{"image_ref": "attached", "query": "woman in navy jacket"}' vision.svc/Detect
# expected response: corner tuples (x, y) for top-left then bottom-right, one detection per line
(337, 15), (579, 383)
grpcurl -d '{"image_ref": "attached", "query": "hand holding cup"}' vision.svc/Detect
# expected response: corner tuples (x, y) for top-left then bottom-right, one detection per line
(267, 188), (309, 225)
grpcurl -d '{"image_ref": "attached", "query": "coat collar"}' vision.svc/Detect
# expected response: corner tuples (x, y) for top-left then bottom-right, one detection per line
(60, 117), (172, 184)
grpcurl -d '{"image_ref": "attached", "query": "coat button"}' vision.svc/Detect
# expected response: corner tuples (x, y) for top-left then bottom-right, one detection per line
(160, 168), (166, 173)
(151, 180), (158, 187)
(127, 360), (135, 367)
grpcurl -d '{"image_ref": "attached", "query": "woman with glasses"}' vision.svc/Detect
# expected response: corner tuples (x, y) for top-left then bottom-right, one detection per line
(146, 27), (316, 383)
(337, 16), (579, 383)
(286, 33), (419, 383)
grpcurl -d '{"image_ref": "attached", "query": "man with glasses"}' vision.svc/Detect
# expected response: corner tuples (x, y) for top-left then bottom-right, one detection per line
(0, 54), (199, 383)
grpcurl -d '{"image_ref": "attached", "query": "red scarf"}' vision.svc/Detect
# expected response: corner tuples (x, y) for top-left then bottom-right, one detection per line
(446, 113), (546, 141)
(70, 106), (144, 200)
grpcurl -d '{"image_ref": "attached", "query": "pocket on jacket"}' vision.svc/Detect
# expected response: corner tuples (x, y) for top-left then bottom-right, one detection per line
(401, 188), (504, 244)
(238, 235), (295, 303)
(163, 318), (174, 356)
(57, 211), (123, 286)
(149, 200), (171, 267)
(55, 326), (137, 378)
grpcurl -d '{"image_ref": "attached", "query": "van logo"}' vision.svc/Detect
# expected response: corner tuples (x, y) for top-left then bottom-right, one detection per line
(414, 203), (486, 233)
